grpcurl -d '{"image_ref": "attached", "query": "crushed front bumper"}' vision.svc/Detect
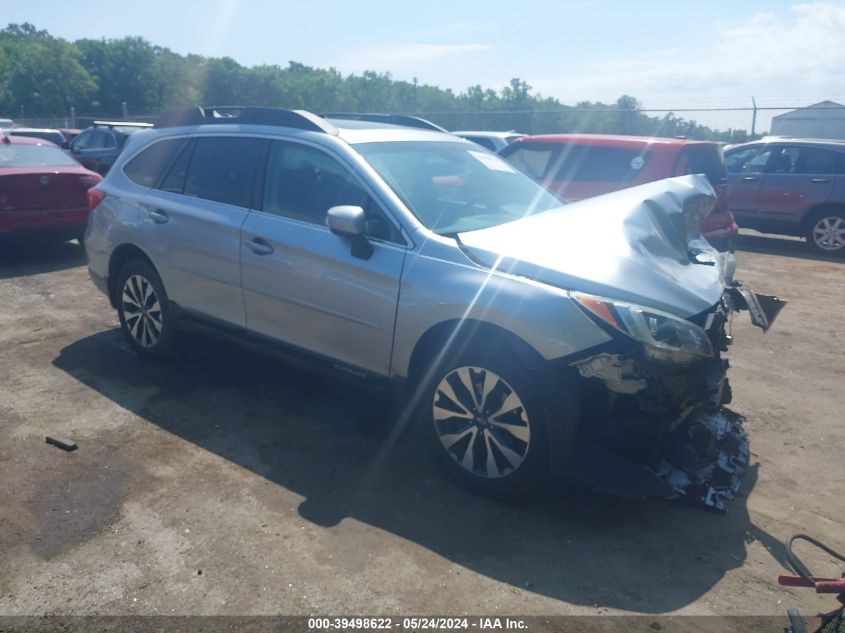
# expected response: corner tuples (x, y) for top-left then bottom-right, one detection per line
(654, 407), (749, 511)
(570, 405), (748, 512)
(567, 284), (783, 512)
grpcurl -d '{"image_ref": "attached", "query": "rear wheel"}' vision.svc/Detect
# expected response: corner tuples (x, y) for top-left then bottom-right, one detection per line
(417, 346), (549, 497)
(806, 209), (845, 256)
(115, 259), (175, 360)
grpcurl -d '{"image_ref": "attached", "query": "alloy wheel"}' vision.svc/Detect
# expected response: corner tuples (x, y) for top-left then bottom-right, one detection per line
(121, 274), (163, 348)
(432, 366), (531, 478)
(812, 216), (845, 251)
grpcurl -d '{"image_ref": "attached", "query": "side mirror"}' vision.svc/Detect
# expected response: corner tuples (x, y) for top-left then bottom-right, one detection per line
(326, 205), (373, 259)
(326, 205), (366, 236)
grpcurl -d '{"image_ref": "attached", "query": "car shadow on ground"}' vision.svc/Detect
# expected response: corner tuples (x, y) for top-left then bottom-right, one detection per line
(52, 327), (788, 613)
(0, 237), (86, 279)
(735, 231), (843, 263)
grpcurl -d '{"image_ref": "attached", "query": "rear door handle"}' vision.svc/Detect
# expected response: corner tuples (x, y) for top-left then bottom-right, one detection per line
(811, 178), (831, 183)
(148, 208), (169, 224)
(741, 176), (759, 182)
(245, 237), (274, 255)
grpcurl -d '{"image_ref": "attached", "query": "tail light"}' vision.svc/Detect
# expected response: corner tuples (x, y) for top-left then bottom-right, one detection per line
(79, 174), (101, 188)
(88, 187), (106, 212)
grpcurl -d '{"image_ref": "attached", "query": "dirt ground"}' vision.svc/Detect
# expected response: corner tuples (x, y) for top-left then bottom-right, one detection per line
(0, 230), (843, 618)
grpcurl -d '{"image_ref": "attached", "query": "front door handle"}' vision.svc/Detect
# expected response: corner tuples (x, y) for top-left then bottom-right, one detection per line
(245, 237), (274, 255)
(741, 176), (759, 182)
(148, 208), (169, 224)
(811, 178), (831, 183)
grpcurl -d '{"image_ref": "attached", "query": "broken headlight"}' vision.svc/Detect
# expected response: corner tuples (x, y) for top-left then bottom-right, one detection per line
(572, 292), (714, 364)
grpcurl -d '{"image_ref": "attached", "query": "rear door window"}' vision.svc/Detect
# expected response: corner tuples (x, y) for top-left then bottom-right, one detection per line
(89, 130), (116, 149)
(182, 136), (268, 207)
(791, 147), (840, 174)
(124, 138), (187, 188)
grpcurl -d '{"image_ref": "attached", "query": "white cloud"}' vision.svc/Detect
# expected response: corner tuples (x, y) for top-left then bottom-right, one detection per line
(528, 2), (845, 130)
(331, 43), (491, 75)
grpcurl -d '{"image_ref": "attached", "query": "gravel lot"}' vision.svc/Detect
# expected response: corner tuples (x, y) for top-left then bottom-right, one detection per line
(0, 231), (843, 617)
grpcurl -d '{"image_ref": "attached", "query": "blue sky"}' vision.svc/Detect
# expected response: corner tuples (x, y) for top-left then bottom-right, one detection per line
(6, 0), (845, 131)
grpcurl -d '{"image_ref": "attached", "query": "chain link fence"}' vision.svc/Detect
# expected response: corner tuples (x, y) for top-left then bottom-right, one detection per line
(11, 104), (845, 139)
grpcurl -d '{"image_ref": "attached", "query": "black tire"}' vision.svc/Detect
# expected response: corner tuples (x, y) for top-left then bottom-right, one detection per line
(805, 208), (845, 257)
(115, 258), (175, 361)
(416, 344), (550, 498)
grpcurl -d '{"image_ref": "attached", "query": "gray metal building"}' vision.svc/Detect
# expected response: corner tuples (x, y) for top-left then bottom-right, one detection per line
(770, 101), (845, 139)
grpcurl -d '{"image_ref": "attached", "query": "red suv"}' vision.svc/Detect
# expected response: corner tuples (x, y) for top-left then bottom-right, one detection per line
(499, 134), (738, 251)
(724, 138), (845, 256)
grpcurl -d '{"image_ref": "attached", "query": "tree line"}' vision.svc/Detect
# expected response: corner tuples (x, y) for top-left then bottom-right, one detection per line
(0, 23), (759, 142)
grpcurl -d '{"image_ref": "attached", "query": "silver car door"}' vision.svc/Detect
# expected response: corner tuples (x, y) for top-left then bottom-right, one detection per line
(240, 140), (406, 376)
(140, 136), (268, 327)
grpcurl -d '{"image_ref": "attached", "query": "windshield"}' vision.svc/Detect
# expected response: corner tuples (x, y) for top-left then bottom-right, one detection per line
(0, 143), (80, 168)
(355, 141), (564, 235)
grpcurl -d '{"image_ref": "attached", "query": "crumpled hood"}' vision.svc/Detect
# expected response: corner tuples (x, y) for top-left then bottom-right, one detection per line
(458, 174), (734, 318)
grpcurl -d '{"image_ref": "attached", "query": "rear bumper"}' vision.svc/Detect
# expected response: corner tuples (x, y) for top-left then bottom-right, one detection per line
(0, 207), (88, 235)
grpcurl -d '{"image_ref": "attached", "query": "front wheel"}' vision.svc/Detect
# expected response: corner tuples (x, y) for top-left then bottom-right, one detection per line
(418, 348), (549, 497)
(806, 210), (845, 256)
(115, 259), (175, 361)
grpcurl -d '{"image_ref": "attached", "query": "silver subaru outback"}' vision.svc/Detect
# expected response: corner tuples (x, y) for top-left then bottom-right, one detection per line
(85, 107), (785, 509)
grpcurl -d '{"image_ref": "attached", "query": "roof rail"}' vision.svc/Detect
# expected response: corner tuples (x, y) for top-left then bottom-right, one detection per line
(93, 121), (154, 128)
(155, 106), (337, 134)
(321, 112), (447, 133)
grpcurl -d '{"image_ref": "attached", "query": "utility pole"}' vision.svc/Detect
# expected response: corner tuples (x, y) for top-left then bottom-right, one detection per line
(751, 96), (757, 136)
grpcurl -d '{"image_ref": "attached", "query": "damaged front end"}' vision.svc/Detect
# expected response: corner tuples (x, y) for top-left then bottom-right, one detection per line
(568, 285), (784, 511)
(456, 175), (787, 511)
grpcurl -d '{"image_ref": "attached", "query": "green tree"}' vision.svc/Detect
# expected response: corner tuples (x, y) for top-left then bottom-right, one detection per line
(0, 23), (96, 116)
(77, 37), (160, 114)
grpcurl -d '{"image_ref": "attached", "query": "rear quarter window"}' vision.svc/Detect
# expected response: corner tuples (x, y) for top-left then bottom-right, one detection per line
(675, 145), (727, 185)
(123, 138), (187, 187)
(501, 145), (555, 179)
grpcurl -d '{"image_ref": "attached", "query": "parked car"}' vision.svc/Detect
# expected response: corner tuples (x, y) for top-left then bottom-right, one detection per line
(7, 127), (69, 148)
(724, 138), (845, 256)
(85, 106), (784, 508)
(453, 130), (524, 152)
(0, 133), (102, 241)
(69, 121), (153, 175)
(60, 128), (82, 143)
(499, 134), (738, 252)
